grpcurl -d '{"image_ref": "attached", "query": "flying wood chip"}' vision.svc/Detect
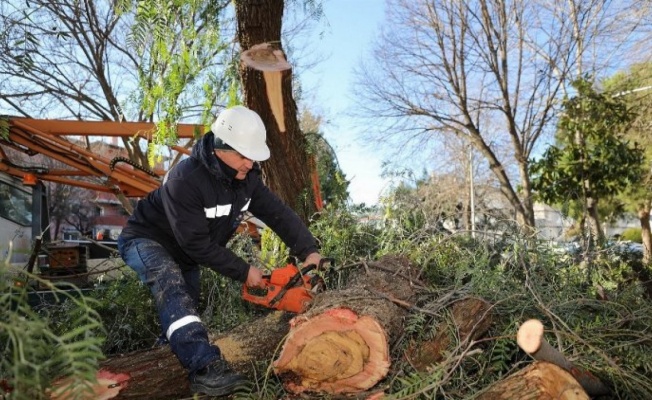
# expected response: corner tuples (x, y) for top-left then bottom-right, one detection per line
(241, 43), (291, 132)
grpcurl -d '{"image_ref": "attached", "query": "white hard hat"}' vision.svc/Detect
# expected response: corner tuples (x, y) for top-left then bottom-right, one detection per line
(211, 106), (270, 161)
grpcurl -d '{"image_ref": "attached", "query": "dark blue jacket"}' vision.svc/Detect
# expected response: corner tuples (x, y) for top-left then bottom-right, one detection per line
(120, 132), (318, 282)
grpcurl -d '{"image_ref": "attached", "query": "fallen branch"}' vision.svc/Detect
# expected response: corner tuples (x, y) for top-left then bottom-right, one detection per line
(517, 319), (611, 397)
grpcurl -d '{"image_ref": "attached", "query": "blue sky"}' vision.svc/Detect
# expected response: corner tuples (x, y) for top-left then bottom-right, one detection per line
(300, 0), (389, 205)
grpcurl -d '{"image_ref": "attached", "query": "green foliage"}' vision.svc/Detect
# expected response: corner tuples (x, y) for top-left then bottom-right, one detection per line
(12, 191), (651, 398)
(388, 368), (445, 399)
(530, 77), (644, 211)
(258, 228), (290, 269)
(299, 109), (351, 209)
(0, 267), (105, 400)
(384, 234), (652, 399)
(309, 204), (382, 265)
(75, 272), (159, 355)
(116, 0), (233, 165)
(603, 62), (652, 218)
(621, 227), (643, 243)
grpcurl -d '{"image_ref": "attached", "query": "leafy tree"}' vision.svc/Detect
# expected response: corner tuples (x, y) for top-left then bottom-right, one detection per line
(602, 62), (652, 264)
(0, 0), (232, 168)
(115, 0), (234, 165)
(530, 77), (644, 248)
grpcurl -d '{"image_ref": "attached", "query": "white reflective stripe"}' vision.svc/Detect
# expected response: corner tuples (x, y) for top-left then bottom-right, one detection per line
(204, 204), (232, 218)
(240, 199), (251, 211)
(166, 315), (202, 339)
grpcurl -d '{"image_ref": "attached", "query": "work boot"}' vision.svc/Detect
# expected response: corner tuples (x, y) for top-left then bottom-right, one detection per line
(189, 359), (249, 396)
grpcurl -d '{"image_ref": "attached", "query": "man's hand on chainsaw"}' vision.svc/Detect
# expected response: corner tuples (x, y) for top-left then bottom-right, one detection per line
(304, 252), (322, 268)
(246, 266), (264, 288)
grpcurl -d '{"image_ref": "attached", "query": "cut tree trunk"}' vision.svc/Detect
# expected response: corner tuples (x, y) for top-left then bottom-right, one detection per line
(234, 1), (317, 223)
(475, 361), (589, 400)
(273, 256), (421, 395)
(405, 297), (493, 371)
(48, 255), (422, 399)
(50, 311), (294, 400)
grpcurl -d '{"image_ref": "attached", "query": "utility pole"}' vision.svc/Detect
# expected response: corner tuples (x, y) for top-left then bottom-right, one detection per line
(469, 146), (476, 238)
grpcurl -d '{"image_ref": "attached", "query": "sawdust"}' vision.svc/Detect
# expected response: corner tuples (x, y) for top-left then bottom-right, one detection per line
(214, 336), (246, 363)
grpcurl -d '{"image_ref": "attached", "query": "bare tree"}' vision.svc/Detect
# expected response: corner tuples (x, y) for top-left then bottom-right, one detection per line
(353, 0), (652, 231)
(46, 177), (93, 240)
(0, 0), (232, 167)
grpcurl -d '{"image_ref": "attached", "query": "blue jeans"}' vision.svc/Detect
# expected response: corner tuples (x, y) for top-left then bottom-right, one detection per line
(117, 235), (220, 372)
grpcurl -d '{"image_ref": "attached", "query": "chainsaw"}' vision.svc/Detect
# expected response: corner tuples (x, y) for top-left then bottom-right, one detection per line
(242, 258), (333, 313)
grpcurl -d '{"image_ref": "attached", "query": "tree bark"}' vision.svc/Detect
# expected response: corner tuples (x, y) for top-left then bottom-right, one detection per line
(586, 195), (604, 245)
(638, 203), (652, 265)
(475, 361), (589, 400)
(631, 204), (652, 300)
(49, 311), (294, 400)
(234, 0), (316, 223)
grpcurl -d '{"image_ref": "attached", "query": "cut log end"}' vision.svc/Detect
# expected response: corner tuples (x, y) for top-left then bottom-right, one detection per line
(517, 318), (544, 354)
(274, 308), (390, 394)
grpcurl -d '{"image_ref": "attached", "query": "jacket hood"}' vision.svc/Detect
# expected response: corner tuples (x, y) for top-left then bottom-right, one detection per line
(192, 131), (261, 183)
(192, 131), (226, 179)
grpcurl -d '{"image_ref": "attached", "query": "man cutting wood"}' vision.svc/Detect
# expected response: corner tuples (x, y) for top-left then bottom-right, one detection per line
(117, 105), (322, 397)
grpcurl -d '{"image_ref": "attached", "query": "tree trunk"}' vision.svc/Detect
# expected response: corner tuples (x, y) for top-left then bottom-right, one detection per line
(586, 195), (604, 244)
(234, 0), (316, 223)
(517, 162), (536, 229)
(404, 297), (493, 371)
(639, 202), (652, 265)
(48, 255), (422, 399)
(475, 361), (589, 400)
(634, 204), (652, 299)
(49, 311), (294, 400)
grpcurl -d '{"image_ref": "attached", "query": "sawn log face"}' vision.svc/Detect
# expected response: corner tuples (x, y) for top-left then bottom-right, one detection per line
(273, 255), (420, 395)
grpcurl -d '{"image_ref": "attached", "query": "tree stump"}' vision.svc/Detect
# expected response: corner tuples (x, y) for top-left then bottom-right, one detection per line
(475, 361), (589, 400)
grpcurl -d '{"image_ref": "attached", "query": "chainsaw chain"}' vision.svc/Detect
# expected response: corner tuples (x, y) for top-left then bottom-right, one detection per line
(109, 156), (158, 177)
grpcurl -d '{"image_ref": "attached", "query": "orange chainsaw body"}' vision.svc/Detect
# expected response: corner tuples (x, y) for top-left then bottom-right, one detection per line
(242, 263), (320, 313)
